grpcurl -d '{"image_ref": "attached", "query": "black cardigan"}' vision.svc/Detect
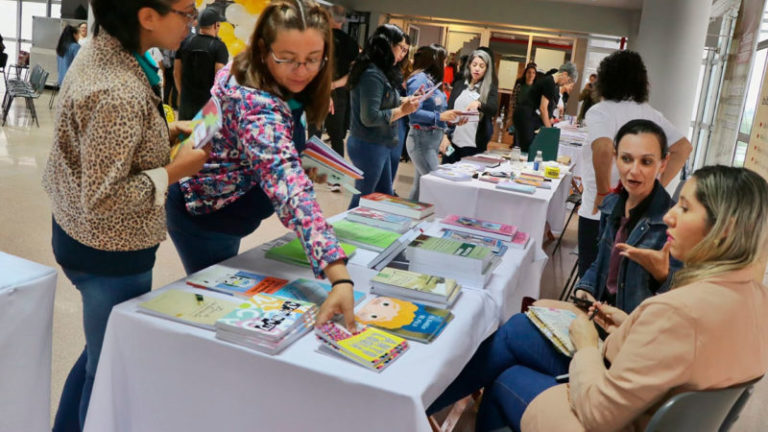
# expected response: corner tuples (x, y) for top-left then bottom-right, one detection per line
(447, 79), (499, 151)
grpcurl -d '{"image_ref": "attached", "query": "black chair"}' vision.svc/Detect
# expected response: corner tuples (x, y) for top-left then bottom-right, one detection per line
(551, 192), (581, 256)
(558, 258), (579, 301)
(2, 67), (48, 127)
(645, 376), (762, 431)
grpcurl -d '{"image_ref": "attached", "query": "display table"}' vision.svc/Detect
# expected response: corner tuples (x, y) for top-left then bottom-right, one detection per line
(419, 167), (572, 251)
(84, 224), (537, 431)
(0, 252), (57, 432)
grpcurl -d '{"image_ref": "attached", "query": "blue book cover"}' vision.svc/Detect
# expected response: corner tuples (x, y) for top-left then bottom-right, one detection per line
(355, 296), (454, 343)
(273, 278), (366, 306)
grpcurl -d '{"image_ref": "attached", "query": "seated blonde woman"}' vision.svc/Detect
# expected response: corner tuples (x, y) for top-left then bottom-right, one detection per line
(428, 165), (768, 432)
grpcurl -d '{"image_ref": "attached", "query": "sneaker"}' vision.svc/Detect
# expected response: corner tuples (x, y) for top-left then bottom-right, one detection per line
(328, 183), (341, 192)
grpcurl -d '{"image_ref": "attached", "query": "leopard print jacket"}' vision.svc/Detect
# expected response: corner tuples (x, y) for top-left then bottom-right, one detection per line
(42, 32), (170, 252)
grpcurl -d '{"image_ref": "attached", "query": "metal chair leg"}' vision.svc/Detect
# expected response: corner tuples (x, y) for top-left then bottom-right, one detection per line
(552, 205), (578, 256)
(559, 258), (579, 300)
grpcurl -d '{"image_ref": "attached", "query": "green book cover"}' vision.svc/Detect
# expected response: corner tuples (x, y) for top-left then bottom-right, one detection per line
(409, 234), (492, 261)
(331, 220), (400, 250)
(265, 238), (357, 267)
(372, 268), (457, 298)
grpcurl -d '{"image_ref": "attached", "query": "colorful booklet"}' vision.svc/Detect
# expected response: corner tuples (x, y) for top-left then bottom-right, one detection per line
(330, 219), (401, 252)
(440, 215), (517, 241)
(185, 264), (289, 297)
(265, 237), (357, 267)
(215, 294), (317, 354)
(169, 97), (223, 160)
(441, 229), (508, 256)
(345, 207), (413, 233)
(137, 289), (245, 330)
(356, 296), (453, 343)
(510, 231), (531, 249)
(416, 81), (442, 103)
(359, 193), (434, 219)
(301, 136), (363, 193)
(315, 321), (409, 372)
(272, 278), (366, 306)
(525, 306), (577, 357)
(370, 267), (461, 308)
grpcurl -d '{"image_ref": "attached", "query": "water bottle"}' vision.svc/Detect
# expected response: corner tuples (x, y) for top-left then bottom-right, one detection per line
(533, 150), (543, 171)
(511, 146), (521, 168)
(496, 108), (505, 143)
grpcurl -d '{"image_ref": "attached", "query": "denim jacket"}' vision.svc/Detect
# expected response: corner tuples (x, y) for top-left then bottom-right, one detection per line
(576, 181), (682, 313)
(407, 71), (447, 129)
(349, 64), (400, 147)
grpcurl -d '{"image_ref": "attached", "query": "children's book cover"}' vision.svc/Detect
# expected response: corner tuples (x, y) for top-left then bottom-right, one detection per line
(355, 296), (453, 343)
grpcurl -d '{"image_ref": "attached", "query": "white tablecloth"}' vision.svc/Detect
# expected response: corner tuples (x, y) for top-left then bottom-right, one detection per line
(84, 226), (537, 432)
(419, 169), (572, 247)
(0, 252), (57, 432)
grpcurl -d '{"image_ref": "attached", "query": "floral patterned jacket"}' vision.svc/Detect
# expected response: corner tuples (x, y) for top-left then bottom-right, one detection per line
(178, 65), (346, 276)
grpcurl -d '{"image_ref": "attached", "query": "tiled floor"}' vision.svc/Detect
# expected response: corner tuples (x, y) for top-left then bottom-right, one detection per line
(0, 89), (764, 430)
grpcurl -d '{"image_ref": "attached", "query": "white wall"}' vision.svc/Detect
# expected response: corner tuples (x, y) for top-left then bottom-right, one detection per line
(346, 0), (641, 38)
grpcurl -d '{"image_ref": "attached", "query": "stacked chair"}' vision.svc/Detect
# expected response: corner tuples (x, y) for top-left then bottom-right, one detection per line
(2, 64), (49, 127)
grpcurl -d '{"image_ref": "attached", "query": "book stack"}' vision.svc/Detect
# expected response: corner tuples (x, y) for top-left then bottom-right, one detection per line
(301, 136), (363, 193)
(515, 172), (552, 189)
(215, 294), (317, 354)
(439, 215), (517, 241)
(496, 181), (536, 194)
(359, 193), (434, 220)
(185, 265), (288, 297)
(405, 234), (498, 288)
(265, 237), (357, 267)
(356, 296), (454, 343)
(137, 289), (245, 330)
(370, 267), (461, 308)
(330, 220), (401, 252)
(510, 231), (531, 249)
(441, 229), (508, 256)
(345, 207), (413, 233)
(272, 278), (367, 306)
(524, 306), (577, 357)
(315, 321), (409, 372)
(462, 154), (503, 168)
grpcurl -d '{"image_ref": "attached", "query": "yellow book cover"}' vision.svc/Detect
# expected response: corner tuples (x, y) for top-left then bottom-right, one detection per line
(138, 289), (245, 330)
(336, 327), (408, 364)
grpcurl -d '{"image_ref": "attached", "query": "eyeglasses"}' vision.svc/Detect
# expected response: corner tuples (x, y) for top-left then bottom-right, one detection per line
(269, 52), (327, 72)
(169, 8), (199, 25)
(396, 44), (410, 54)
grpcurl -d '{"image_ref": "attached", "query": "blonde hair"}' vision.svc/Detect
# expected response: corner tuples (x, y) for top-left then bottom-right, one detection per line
(358, 297), (418, 329)
(232, 0), (332, 127)
(672, 166), (768, 288)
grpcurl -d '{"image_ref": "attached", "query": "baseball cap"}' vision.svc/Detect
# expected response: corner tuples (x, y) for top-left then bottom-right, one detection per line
(198, 7), (224, 27)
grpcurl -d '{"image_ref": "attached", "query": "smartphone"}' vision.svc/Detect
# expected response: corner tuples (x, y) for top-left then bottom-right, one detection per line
(444, 144), (455, 157)
(569, 295), (593, 311)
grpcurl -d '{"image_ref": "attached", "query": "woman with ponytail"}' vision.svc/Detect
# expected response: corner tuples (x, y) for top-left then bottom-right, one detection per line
(165, 0), (357, 330)
(346, 23), (419, 208)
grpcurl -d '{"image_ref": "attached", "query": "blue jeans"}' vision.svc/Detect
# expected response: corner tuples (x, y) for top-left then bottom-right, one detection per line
(166, 198), (243, 275)
(406, 127), (443, 201)
(53, 269), (152, 431)
(427, 314), (570, 432)
(391, 117), (409, 182)
(347, 136), (394, 209)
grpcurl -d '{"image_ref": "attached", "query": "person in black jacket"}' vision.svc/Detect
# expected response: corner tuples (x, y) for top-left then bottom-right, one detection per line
(440, 49), (499, 162)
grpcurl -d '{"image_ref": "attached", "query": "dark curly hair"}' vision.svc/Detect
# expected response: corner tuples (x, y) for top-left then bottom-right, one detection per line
(596, 50), (649, 103)
(348, 24), (405, 89)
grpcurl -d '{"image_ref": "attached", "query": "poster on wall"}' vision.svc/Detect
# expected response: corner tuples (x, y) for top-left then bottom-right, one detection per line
(745, 55), (768, 179)
(705, 0), (766, 166)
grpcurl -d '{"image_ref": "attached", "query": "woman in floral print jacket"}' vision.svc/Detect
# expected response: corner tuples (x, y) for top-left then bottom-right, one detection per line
(165, 0), (357, 328)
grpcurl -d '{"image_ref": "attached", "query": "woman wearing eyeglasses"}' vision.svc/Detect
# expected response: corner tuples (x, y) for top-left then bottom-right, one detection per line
(43, 0), (209, 430)
(165, 0), (357, 330)
(346, 23), (420, 209)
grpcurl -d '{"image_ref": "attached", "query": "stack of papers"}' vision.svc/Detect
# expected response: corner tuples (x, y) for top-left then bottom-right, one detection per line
(345, 207), (413, 233)
(215, 294), (317, 355)
(370, 267), (461, 308)
(405, 234), (499, 289)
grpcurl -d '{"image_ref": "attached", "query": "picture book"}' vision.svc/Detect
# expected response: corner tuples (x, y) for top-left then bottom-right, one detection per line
(330, 220), (401, 252)
(265, 237), (357, 267)
(315, 321), (409, 372)
(137, 289), (245, 330)
(346, 207), (412, 233)
(440, 215), (517, 241)
(301, 136), (363, 193)
(304, 136), (363, 177)
(524, 306), (577, 357)
(356, 296), (454, 343)
(169, 97), (222, 160)
(359, 193), (435, 219)
(440, 229), (508, 256)
(370, 267), (461, 308)
(510, 231), (531, 249)
(185, 264), (289, 297)
(216, 294), (317, 341)
(272, 278), (366, 306)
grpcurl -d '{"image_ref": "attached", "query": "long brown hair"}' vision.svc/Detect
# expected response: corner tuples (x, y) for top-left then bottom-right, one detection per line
(231, 0), (332, 127)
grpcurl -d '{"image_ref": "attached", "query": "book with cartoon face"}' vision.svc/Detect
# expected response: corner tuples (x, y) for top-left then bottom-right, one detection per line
(355, 296), (454, 343)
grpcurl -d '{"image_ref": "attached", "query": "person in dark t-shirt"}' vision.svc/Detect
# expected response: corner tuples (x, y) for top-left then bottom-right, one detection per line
(174, 7), (229, 120)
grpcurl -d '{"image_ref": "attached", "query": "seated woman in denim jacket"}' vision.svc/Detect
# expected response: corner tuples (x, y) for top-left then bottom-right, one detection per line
(405, 44), (466, 200)
(573, 119), (682, 313)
